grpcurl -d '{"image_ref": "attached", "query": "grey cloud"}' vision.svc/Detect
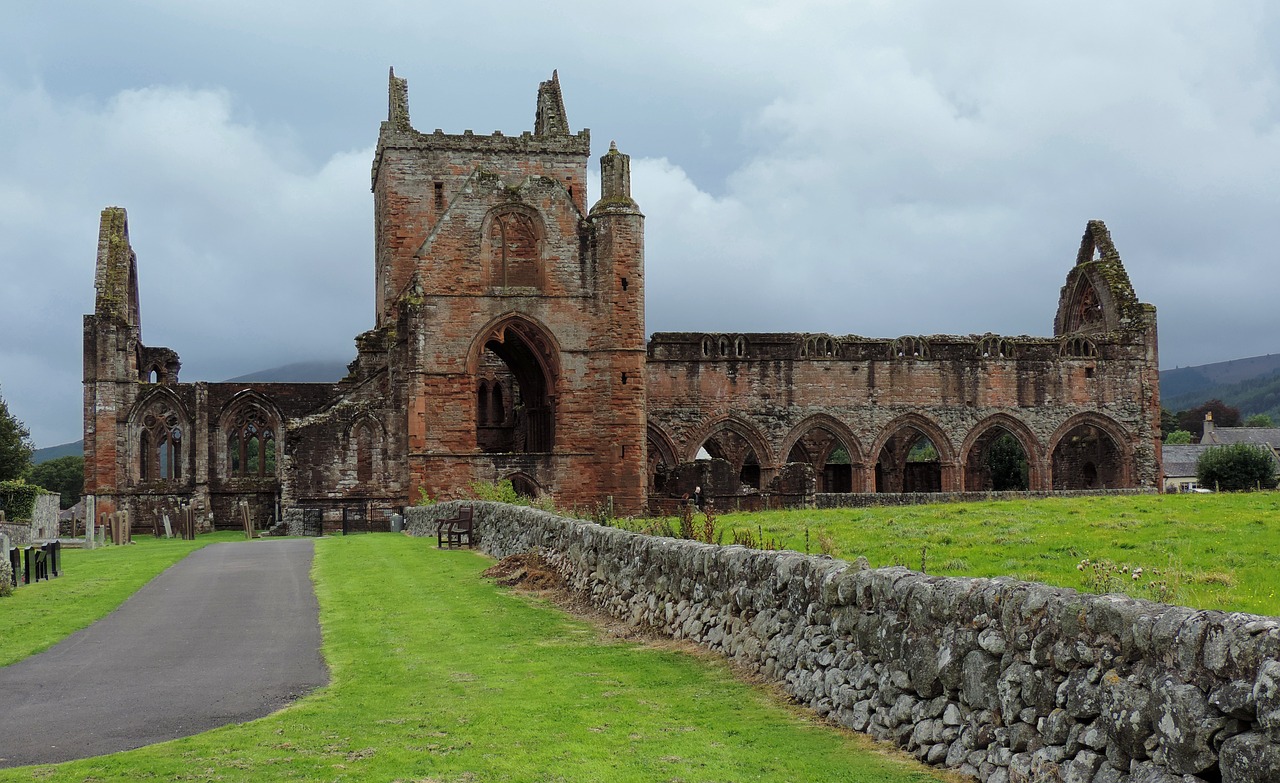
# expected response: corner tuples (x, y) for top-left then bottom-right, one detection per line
(2, 1), (1277, 447)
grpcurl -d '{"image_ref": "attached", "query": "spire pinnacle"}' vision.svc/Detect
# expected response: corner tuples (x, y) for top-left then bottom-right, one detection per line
(388, 67), (410, 129)
(534, 71), (569, 136)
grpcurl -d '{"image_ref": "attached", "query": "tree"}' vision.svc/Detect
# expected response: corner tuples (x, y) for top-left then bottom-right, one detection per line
(25, 455), (84, 509)
(1160, 408), (1179, 438)
(0, 387), (34, 481)
(984, 433), (1030, 490)
(1245, 413), (1275, 428)
(1197, 444), (1279, 492)
(1177, 399), (1241, 440)
(1164, 430), (1192, 445)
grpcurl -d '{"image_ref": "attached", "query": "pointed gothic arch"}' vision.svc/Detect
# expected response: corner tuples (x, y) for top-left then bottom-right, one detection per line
(346, 414), (388, 486)
(218, 391), (283, 480)
(686, 415), (774, 490)
(1048, 412), (1133, 490)
(129, 388), (191, 485)
(959, 413), (1045, 491)
(481, 204), (546, 290)
(871, 414), (955, 493)
(778, 414), (865, 493)
(646, 423), (679, 495)
(467, 313), (561, 454)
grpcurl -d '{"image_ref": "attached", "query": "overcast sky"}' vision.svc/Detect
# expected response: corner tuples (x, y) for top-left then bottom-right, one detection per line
(2, 1), (1278, 447)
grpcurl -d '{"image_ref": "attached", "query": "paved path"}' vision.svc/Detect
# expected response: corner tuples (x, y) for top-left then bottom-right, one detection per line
(0, 539), (327, 768)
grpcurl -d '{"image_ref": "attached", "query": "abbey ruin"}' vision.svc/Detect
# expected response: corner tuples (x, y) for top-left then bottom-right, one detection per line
(82, 71), (1161, 531)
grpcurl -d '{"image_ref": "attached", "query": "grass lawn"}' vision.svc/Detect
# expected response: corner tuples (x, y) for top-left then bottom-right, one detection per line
(692, 492), (1280, 615)
(1, 534), (956, 783)
(0, 531), (244, 667)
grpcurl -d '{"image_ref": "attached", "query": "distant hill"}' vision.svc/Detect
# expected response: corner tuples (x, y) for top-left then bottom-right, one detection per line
(1160, 353), (1280, 422)
(223, 360), (349, 383)
(34, 440), (83, 463)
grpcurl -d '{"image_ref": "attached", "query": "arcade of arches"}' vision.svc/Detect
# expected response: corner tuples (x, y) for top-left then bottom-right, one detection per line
(647, 414), (1130, 497)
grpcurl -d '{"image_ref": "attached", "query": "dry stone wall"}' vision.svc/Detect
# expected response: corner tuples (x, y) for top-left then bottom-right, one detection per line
(407, 501), (1280, 783)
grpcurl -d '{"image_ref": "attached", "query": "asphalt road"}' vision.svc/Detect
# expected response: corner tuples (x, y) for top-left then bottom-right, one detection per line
(0, 539), (327, 768)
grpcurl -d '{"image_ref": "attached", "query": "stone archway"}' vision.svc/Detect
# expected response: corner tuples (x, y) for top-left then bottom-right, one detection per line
(688, 416), (774, 491)
(872, 415), (955, 493)
(468, 314), (560, 454)
(779, 415), (865, 493)
(646, 423), (679, 495)
(960, 414), (1044, 492)
(1049, 414), (1131, 490)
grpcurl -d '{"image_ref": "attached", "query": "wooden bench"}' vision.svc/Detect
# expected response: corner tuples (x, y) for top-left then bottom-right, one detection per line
(436, 505), (474, 549)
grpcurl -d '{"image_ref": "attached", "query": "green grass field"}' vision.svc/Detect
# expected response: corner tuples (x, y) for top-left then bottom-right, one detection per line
(0, 535), (954, 783)
(691, 492), (1280, 615)
(5, 492), (1275, 779)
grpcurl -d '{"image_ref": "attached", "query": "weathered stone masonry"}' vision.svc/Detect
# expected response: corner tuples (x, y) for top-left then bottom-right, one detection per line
(409, 501), (1280, 783)
(83, 70), (1161, 530)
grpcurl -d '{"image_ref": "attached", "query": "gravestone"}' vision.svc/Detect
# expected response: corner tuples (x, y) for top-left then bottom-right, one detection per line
(84, 496), (96, 549)
(162, 513), (173, 539)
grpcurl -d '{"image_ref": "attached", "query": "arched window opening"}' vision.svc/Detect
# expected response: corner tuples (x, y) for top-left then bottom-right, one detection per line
(964, 428), (1030, 491)
(1052, 424), (1123, 489)
(891, 336), (930, 360)
(138, 400), (184, 483)
(158, 437), (174, 479)
(1060, 336), (1098, 359)
(475, 320), (557, 454)
(876, 426), (942, 493)
(140, 430), (151, 480)
(977, 336), (1013, 359)
(491, 383), (504, 425)
(1067, 280), (1104, 333)
(489, 210), (541, 288)
(356, 424), (373, 483)
(225, 403), (278, 479)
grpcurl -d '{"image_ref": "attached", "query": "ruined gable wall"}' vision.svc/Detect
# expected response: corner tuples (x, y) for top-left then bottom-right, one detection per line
(372, 130), (590, 326)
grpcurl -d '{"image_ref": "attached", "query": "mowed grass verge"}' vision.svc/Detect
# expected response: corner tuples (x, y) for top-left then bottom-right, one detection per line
(0, 531), (245, 666)
(2, 534), (956, 783)
(697, 492), (1280, 615)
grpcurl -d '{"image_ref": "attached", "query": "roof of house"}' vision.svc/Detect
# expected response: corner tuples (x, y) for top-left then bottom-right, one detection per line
(1163, 444), (1210, 478)
(1202, 427), (1280, 448)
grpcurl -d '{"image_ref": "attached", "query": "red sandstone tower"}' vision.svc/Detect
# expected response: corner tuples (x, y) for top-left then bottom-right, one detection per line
(370, 70), (648, 512)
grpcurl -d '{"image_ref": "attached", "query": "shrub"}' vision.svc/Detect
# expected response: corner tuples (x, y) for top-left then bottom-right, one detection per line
(0, 479), (44, 521)
(1197, 444), (1280, 492)
(467, 479), (558, 512)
